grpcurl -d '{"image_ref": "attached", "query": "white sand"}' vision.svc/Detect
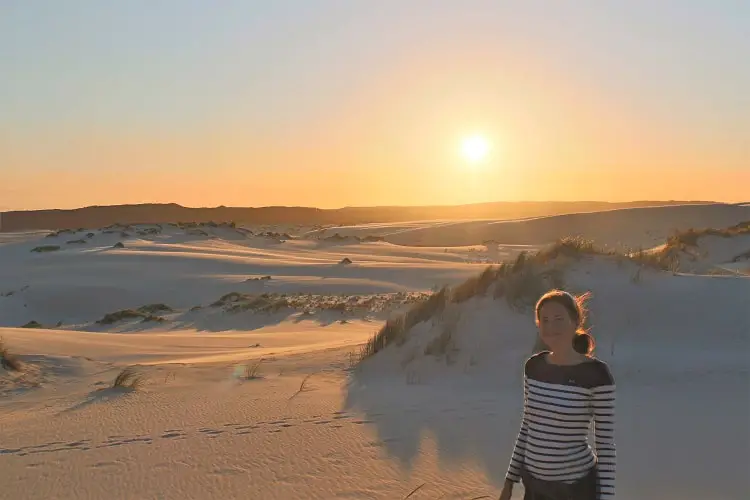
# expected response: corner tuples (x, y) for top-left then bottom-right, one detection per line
(2, 208), (749, 499)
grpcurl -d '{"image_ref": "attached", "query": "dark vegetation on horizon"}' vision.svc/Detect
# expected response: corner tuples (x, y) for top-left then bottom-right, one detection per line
(0, 200), (718, 232)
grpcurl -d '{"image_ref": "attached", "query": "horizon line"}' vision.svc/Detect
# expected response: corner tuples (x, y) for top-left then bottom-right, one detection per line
(1, 199), (733, 214)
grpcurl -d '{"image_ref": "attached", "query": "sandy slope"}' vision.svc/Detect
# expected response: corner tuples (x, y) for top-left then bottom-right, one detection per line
(307, 203), (750, 249)
(2, 207), (749, 499)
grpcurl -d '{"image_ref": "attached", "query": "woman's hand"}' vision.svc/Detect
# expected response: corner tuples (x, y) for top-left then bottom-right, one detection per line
(498, 480), (514, 500)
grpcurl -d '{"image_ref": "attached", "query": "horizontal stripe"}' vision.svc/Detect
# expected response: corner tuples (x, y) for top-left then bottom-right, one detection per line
(527, 378), (594, 396)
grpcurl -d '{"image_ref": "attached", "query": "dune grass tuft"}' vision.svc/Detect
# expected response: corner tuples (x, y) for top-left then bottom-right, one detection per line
(112, 366), (145, 390)
(451, 266), (496, 304)
(137, 303), (173, 314)
(96, 305), (172, 325)
(31, 245), (60, 253)
(731, 249), (750, 263)
(0, 337), (23, 372)
(535, 236), (605, 263)
(97, 309), (146, 324)
(20, 320), (43, 329)
(242, 359), (263, 380)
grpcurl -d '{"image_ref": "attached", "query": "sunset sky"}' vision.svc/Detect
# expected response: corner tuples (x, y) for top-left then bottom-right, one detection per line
(2, 1), (748, 211)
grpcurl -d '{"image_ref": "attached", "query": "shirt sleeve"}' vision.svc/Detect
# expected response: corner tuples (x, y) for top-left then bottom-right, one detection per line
(592, 370), (616, 499)
(505, 373), (530, 483)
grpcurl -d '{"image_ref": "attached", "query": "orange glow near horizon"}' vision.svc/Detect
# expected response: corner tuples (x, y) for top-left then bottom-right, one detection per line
(3, 49), (748, 212)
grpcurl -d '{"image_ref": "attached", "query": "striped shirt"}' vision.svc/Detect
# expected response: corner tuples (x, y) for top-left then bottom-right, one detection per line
(506, 351), (616, 499)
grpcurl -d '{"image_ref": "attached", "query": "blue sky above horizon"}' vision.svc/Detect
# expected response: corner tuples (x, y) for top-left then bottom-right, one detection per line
(2, 1), (748, 210)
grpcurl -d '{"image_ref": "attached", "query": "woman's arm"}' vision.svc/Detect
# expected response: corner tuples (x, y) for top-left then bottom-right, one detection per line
(593, 368), (616, 499)
(505, 374), (530, 483)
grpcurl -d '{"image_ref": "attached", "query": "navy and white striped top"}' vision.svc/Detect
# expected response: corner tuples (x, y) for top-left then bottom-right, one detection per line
(506, 351), (616, 499)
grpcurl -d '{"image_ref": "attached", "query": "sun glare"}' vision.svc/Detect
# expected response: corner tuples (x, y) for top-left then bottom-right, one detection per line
(461, 135), (490, 163)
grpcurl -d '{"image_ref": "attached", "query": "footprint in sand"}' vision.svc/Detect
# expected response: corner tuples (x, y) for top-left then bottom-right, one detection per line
(160, 431), (186, 439)
(234, 424), (261, 431)
(122, 437), (152, 444)
(198, 428), (225, 437)
(91, 461), (125, 469)
(98, 437), (152, 448)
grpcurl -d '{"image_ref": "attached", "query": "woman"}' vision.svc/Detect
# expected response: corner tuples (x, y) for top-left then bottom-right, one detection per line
(498, 290), (616, 500)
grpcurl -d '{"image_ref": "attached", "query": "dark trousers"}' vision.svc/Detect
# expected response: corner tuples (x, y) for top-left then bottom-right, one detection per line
(521, 467), (598, 500)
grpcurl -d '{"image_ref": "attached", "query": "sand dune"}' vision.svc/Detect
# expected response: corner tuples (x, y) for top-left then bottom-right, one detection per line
(308, 203), (750, 249)
(1, 223), (497, 329)
(1, 205), (748, 499)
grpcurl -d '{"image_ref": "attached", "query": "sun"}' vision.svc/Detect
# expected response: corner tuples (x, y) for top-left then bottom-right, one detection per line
(460, 135), (490, 163)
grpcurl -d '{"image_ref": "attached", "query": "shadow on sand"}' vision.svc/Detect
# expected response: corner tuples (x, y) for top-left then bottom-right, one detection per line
(61, 386), (136, 413)
(342, 362), (526, 490)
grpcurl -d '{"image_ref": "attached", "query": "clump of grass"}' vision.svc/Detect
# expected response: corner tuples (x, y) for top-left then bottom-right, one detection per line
(112, 366), (145, 390)
(404, 287), (450, 326)
(227, 295), (289, 313)
(359, 288), (451, 361)
(242, 359), (263, 379)
(137, 303), (173, 314)
(328, 302), (348, 312)
(96, 309), (147, 324)
(731, 249), (750, 262)
(491, 252), (565, 312)
(66, 239), (87, 244)
(0, 337), (23, 372)
(536, 236), (606, 263)
(31, 245), (60, 253)
(113, 242), (125, 248)
(246, 275), (272, 281)
(21, 320), (43, 329)
(662, 222), (750, 254)
(628, 247), (680, 272)
(451, 266), (496, 304)
(360, 316), (407, 360)
(212, 292), (249, 307)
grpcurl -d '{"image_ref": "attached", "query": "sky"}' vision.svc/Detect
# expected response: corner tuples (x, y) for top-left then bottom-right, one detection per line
(1, 0), (749, 211)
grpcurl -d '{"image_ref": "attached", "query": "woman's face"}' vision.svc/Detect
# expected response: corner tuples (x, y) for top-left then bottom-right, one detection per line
(538, 301), (577, 350)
